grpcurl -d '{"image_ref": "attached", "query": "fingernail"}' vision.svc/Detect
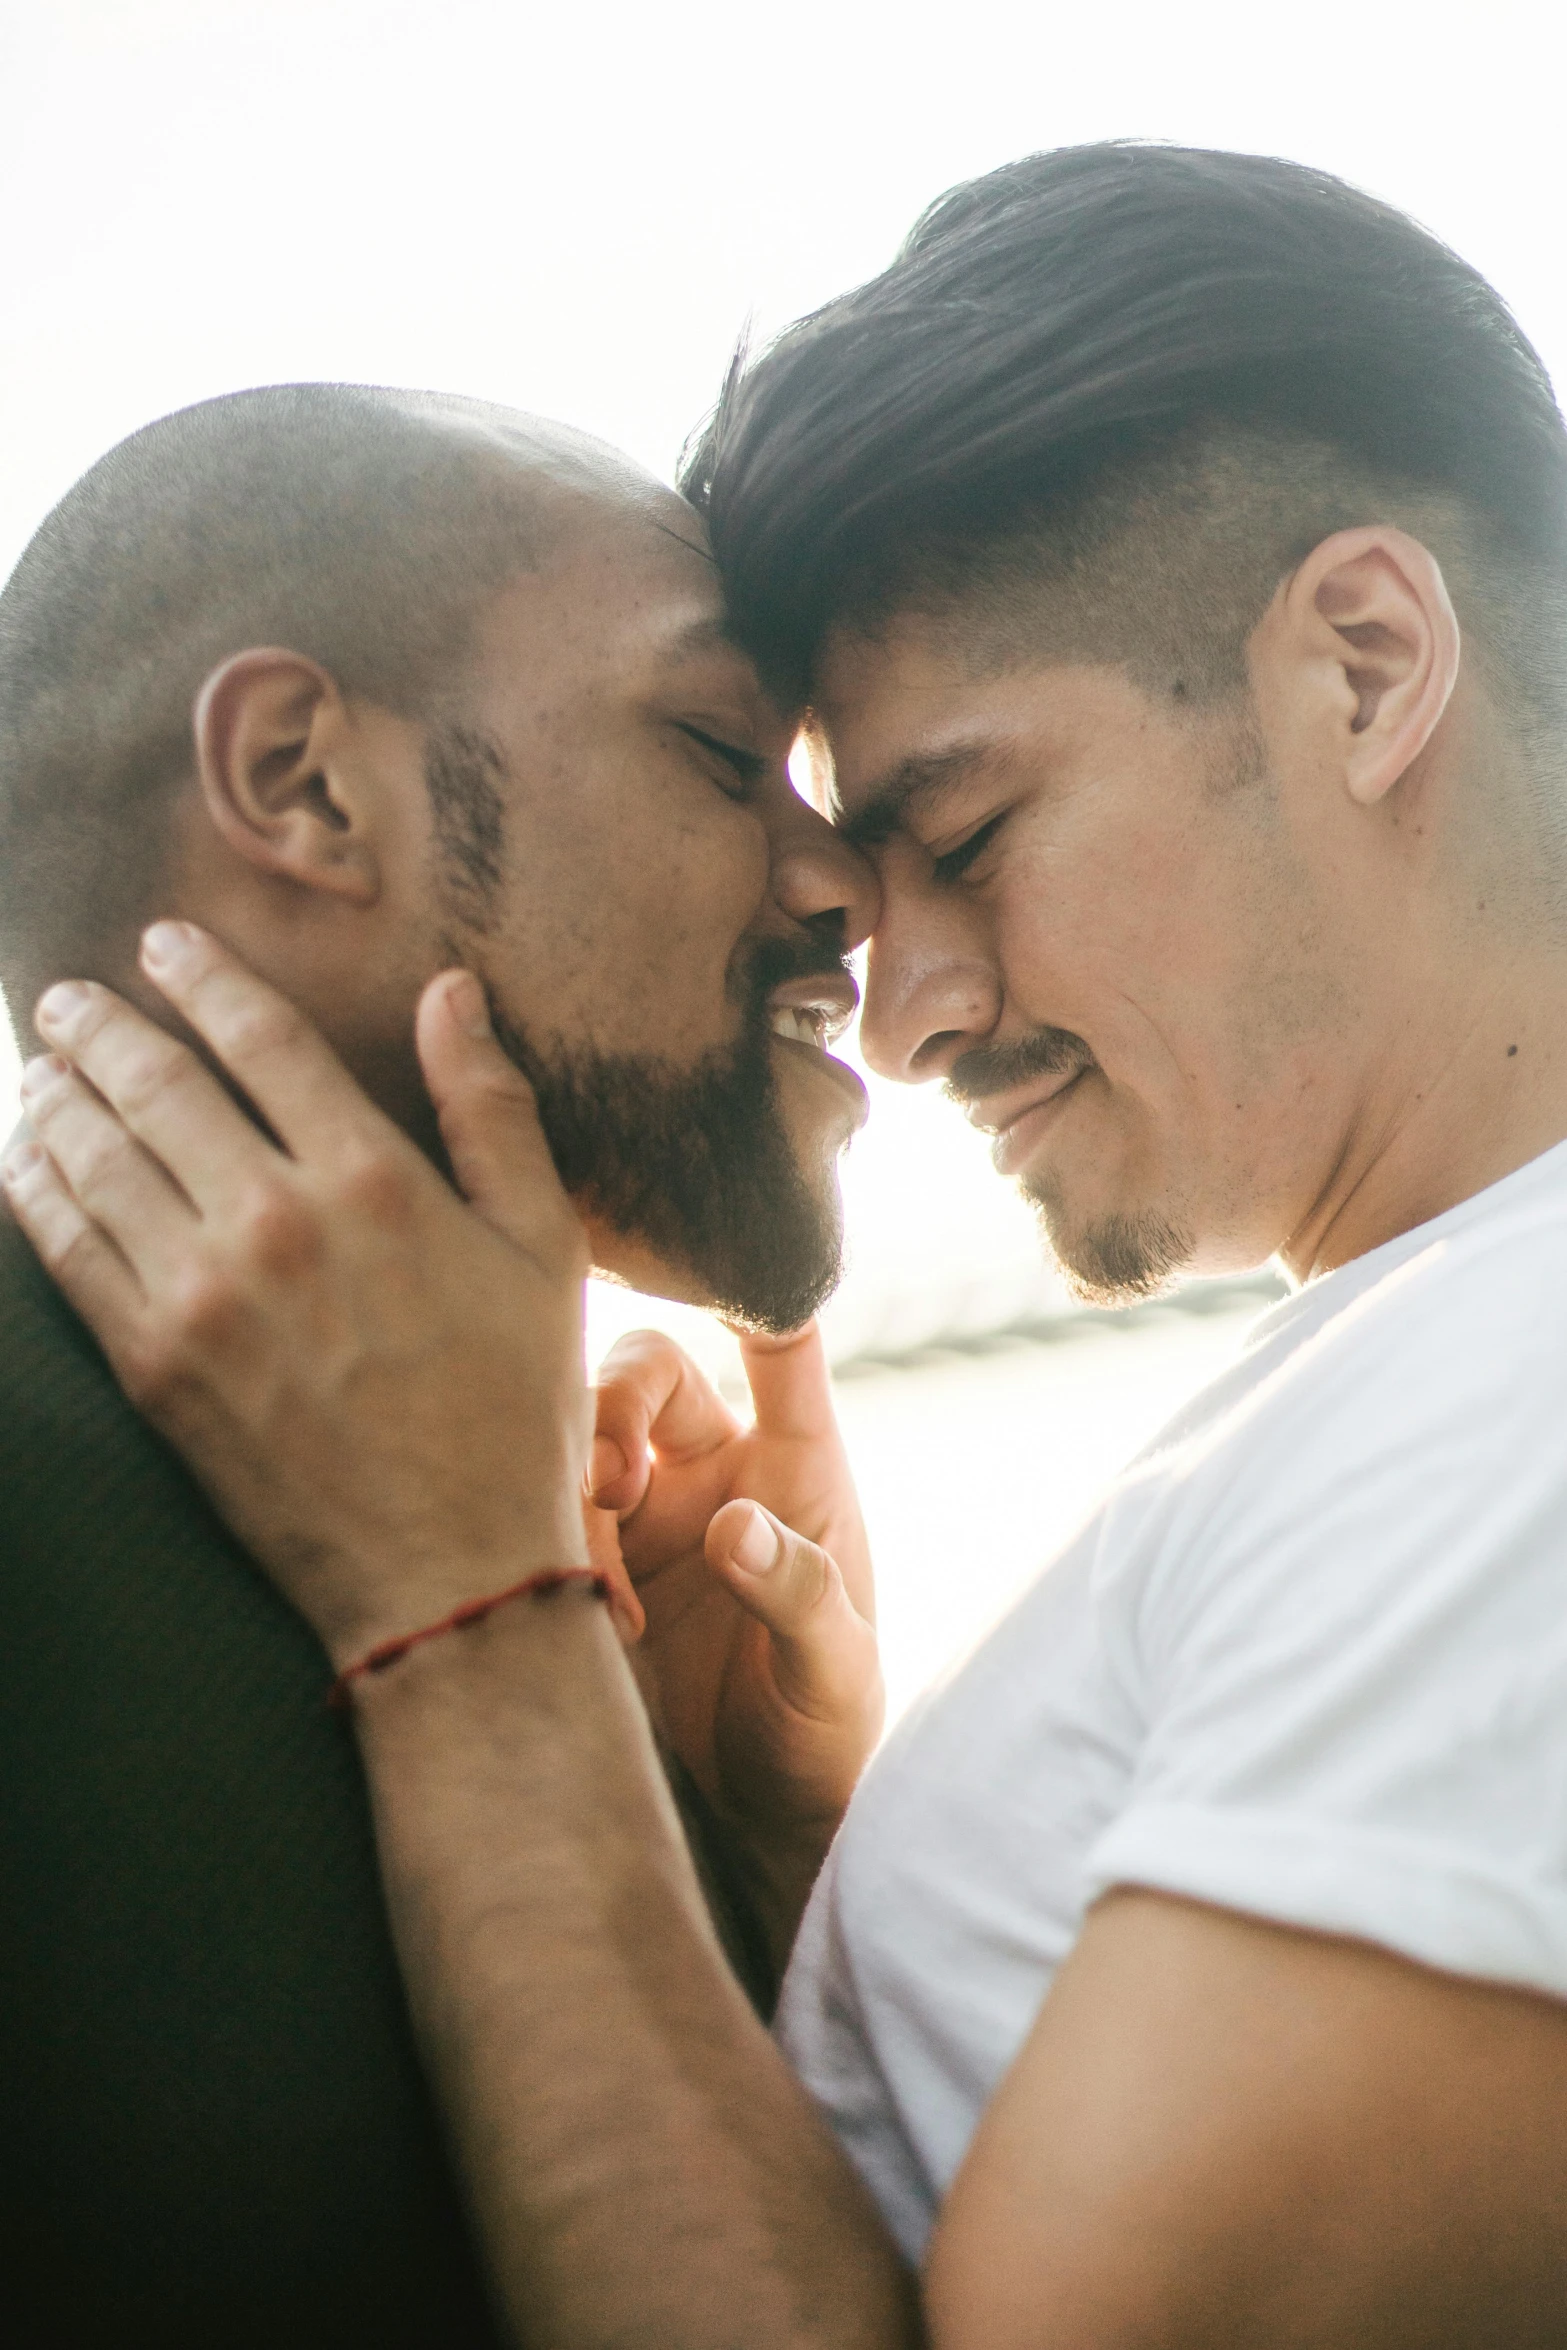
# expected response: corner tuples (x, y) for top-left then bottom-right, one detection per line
(590, 1436), (626, 1495)
(19, 1054), (70, 1099)
(0, 1140), (42, 1185)
(447, 971), (491, 1038)
(732, 1506), (781, 1575)
(34, 983), (90, 1033)
(140, 920), (199, 972)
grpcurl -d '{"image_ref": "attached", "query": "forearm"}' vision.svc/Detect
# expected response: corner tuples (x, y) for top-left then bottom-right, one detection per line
(353, 1589), (920, 2350)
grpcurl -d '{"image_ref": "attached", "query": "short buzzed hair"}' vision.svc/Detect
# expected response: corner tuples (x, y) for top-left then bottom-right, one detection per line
(0, 384), (555, 1024)
(686, 143), (1567, 808)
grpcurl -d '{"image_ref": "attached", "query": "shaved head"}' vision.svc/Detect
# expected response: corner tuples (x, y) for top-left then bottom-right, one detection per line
(0, 384), (638, 1021)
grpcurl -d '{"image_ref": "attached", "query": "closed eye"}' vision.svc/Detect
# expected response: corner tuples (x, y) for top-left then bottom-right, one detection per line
(676, 722), (768, 798)
(931, 812), (1006, 885)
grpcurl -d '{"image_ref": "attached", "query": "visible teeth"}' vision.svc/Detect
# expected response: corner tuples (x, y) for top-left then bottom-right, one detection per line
(771, 1006), (825, 1048)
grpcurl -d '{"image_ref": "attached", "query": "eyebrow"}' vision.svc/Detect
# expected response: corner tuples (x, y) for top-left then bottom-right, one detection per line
(835, 742), (1000, 848)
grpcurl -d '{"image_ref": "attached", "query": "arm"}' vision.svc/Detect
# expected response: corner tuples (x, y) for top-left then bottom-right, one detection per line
(13, 928), (1566, 2347)
(928, 1887), (1567, 2350)
(354, 1591), (912, 2350)
(3, 927), (917, 2350)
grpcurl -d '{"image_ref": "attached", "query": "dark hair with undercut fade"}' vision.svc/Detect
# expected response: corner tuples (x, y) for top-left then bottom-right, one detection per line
(0, 383), (558, 1031)
(684, 143), (1567, 778)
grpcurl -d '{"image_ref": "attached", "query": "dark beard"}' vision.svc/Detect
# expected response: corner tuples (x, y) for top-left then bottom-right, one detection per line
(489, 936), (848, 1334)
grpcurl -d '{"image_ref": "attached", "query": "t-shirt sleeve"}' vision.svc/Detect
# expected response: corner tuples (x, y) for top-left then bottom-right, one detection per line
(1083, 1220), (1567, 1999)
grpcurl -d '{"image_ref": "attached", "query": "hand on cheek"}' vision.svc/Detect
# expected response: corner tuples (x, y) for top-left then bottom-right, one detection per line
(3, 925), (606, 1671)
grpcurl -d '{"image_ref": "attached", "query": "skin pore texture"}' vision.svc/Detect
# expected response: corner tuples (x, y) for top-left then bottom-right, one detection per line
(143, 431), (875, 1330)
(821, 519), (1567, 1302)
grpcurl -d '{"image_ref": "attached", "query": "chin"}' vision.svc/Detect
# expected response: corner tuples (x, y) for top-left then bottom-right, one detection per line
(1024, 1173), (1195, 1309)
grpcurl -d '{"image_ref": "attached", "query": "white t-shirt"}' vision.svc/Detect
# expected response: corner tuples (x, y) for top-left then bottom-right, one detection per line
(777, 1140), (1567, 2262)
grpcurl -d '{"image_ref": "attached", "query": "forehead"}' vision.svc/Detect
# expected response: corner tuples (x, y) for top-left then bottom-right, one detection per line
(812, 612), (1034, 826)
(813, 612), (1166, 842)
(475, 489), (774, 724)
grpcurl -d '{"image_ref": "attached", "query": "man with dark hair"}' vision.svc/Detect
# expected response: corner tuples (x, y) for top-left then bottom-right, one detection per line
(12, 144), (1567, 2346)
(0, 385), (884, 2343)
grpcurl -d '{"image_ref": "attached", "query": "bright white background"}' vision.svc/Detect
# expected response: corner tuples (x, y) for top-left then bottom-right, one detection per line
(0, 0), (1551, 1706)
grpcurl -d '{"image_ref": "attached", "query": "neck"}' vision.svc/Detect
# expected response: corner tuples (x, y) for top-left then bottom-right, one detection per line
(1282, 912), (1567, 1281)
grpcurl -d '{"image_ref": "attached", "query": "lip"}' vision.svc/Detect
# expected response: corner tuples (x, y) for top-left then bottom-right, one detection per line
(771, 1033), (870, 1129)
(966, 1067), (1090, 1176)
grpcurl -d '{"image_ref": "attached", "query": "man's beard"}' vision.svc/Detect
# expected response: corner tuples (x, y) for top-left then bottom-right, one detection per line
(946, 1025), (1193, 1308)
(489, 937), (848, 1334)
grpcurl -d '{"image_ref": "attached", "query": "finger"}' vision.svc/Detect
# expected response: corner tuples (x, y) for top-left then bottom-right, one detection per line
(138, 920), (406, 1165)
(734, 1320), (841, 1446)
(18, 1054), (205, 1281)
(705, 1500), (883, 1729)
(580, 1495), (648, 1644)
(592, 1328), (744, 1511)
(33, 976), (284, 1217)
(416, 970), (589, 1276)
(1, 1136), (147, 1358)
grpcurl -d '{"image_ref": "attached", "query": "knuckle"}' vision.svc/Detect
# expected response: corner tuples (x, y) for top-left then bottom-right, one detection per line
(49, 1218), (100, 1284)
(169, 1264), (247, 1350)
(119, 1327), (188, 1412)
(109, 1035), (194, 1122)
(329, 1147), (417, 1233)
(238, 1180), (325, 1277)
(223, 991), (307, 1065)
(592, 1375), (647, 1440)
(67, 1112), (138, 1192)
(790, 1537), (838, 1617)
(618, 1328), (685, 1376)
(467, 1058), (536, 1113)
(59, 985), (115, 1048)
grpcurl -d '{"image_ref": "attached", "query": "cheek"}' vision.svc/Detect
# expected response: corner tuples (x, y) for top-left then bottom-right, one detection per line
(998, 790), (1275, 1046)
(492, 800), (771, 1056)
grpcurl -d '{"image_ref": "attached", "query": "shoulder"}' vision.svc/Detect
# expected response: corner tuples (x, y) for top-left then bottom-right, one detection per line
(1083, 1185), (1567, 2000)
(1140, 1190), (1567, 1595)
(1087, 1175), (1567, 1748)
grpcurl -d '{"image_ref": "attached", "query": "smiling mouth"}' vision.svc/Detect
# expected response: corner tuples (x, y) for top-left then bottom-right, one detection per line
(766, 975), (858, 1053)
(964, 1062), (1084, 1132)
(770, 1005), (833, 1048)
(963, 1061), (1094, 1175)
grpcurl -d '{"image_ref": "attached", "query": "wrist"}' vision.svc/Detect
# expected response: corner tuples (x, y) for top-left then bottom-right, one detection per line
(318, 1503), (593, 1675)
(328, 1563), (605, 1706)
(345, 1568), (619, 1737)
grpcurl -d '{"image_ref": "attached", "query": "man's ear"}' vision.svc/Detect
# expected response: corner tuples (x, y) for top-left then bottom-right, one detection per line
(1275, 525), (1461, 808)
(191, 648), (382, 904)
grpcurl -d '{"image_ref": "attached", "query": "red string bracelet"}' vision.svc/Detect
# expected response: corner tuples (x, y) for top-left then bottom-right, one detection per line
(327, 1566), (609, 1710)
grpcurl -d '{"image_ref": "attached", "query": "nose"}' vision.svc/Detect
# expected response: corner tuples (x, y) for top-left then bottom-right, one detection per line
(767, 789), (881, 956)
(859, 839), (1002, 1084)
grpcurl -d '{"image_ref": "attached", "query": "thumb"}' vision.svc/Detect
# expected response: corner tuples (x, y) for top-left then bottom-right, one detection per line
(416, 970), (587, 1271)
(705, 1500), (882, 1730)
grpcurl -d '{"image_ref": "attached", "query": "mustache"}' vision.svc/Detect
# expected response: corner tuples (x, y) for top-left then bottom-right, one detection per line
(944, 1024), (1094, 1107)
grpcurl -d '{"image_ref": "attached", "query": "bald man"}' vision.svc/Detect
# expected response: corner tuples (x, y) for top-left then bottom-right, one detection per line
(0, 386), (879, 2348)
